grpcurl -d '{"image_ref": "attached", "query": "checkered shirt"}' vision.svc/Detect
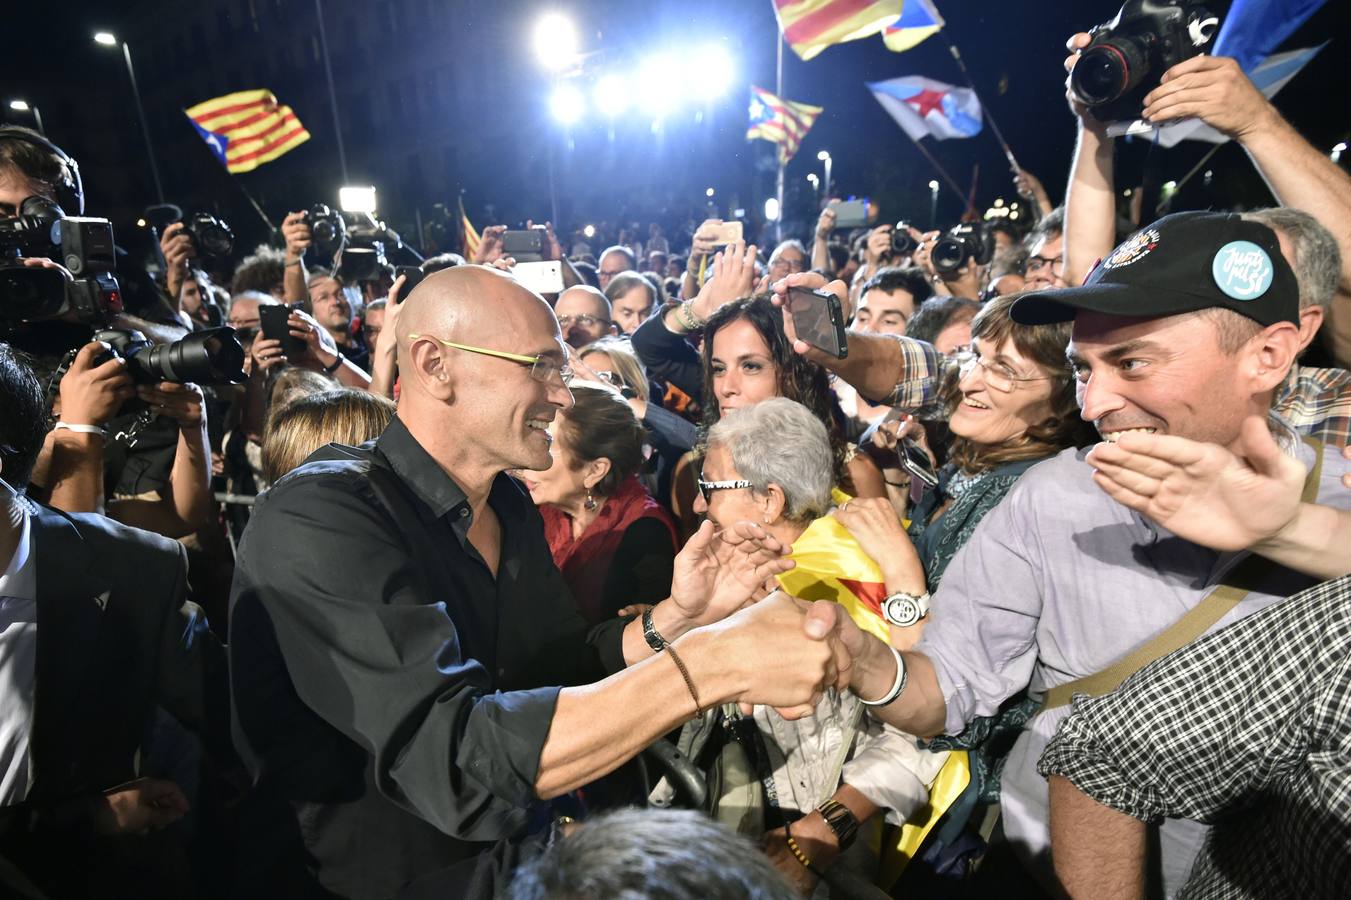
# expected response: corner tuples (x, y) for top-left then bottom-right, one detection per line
(876, 333), (945, 413)
(1277, 364), (1351, 449)
(1039, 574), (1351, 899)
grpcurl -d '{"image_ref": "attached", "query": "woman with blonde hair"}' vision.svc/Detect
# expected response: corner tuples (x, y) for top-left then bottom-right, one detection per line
(261, 389), (396, 484)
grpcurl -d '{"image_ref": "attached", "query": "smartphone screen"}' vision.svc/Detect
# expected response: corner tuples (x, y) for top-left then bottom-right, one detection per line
(501, 229), (545, 262)
(787, 286), (848, 359)
(514, 260), (564, 295)
(829, 199), (870, 229)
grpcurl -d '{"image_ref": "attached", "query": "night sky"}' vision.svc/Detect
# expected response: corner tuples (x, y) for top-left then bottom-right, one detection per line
(3, 0), (1348, 250)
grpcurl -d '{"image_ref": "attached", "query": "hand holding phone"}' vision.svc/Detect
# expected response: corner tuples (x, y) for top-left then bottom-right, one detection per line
(787, 286), (848, 359)
(258, 303), (306, 359)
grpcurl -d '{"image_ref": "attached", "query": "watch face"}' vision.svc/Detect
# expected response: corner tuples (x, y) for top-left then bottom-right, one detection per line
(884, 595), (923, 627)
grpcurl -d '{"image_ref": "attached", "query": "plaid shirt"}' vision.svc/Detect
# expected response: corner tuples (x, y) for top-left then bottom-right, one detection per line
(876, 333), (945, 413)
(1276, 364), (1351, 449)
(1039, 574), (1351, 900)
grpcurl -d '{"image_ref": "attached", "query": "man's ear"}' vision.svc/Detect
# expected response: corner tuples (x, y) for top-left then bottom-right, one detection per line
(405, 340), (456, 402)
(1296, 305), (1325, 353)
(1248, 321), (1303, 393)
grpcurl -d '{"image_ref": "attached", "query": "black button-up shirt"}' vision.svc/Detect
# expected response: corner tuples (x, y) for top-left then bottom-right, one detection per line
(228, 417), (627, 900)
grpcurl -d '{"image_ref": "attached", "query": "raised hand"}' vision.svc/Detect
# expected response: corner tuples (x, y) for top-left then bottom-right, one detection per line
(1086, 415), (1305, 551)
(668, 519), (795, 627)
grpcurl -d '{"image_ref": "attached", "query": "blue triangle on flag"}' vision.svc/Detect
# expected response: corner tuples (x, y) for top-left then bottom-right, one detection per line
(189, 119), (230, 166)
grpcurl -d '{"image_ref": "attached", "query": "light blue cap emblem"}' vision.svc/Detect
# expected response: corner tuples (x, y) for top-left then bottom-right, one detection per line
(1212, 241), (1273, 301)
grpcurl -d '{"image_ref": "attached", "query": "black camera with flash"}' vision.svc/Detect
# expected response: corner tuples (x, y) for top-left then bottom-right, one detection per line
(92, 327), (245, 386)
(1071, 0), (1218, 124)
(932, 222), (995, 275)
(0, 196), (121, 324)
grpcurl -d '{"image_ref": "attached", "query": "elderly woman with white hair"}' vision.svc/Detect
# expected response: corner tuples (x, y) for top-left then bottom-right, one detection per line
(690, 398), (950, 895)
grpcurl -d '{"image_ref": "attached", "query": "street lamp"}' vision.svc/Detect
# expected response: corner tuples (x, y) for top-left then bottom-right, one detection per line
(1334, 142), (1348, 164)
(94, 31), (164, 203)
(928, 179), (940, 229)
(817, 150), (832, 199)
(6, 99), (43, 134)
(764, 197), (780, 222)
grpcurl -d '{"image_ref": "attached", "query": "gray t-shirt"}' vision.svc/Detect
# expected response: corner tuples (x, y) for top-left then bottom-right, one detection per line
(915, 438), (1351, 896)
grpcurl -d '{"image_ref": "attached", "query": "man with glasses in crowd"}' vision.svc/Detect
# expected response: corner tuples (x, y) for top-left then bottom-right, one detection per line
(1022, 208), (1067, 293)
(228, 264), (854, 900)
(596, 245), (637, 292)
(553, 285), (618, 348)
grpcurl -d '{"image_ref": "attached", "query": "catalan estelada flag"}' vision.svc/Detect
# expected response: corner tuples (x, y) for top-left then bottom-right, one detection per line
(458, 197), (481, 260)
(882, 0), (945, 52)
(747, 86), (823, 166)
(184, 89), (310, 174)
(773, 0), (903, 61)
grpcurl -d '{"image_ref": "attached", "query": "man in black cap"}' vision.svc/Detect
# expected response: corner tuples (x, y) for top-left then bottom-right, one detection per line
(828, 211), (1351, 896)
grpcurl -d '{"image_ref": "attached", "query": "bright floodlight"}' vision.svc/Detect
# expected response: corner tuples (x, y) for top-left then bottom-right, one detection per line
(817, 150), (831, 161)
(535, 13), (578, 70)
(94, 32), (118, 45)
(928, 180), (939, 191)
(550, 84), (585, 125)
(8, 100), (30, 111)
(638, 56), (681, 113)
(764, 198), (780, 222)
(583, 224), (596, 238)
(339, 185), (378, 214)
(593, 75), (628, 116)
(688, 45), (735, 97)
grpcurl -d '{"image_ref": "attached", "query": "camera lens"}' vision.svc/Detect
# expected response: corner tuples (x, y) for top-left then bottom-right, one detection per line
(120, 327), (246, 385)
(198, 223), (233, 257)
(931, 237), (967, 274)
(891, 230), (917, 256)
(1072, 39), (1148, 106)
(0, 266), (67, 321)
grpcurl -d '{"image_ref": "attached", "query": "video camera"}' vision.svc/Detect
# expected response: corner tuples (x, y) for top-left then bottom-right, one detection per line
(931, 222), (995, 275)
(0, 196), (121, 324)
(306, 203), (418, 283)
(1071, 0), (1218, 123)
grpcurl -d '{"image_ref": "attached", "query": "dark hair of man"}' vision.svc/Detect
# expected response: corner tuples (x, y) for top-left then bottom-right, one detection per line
(599, 245), (637, 270)
(860, 266), (933, 307)
(231, 244), (287, 296)
(987, 219), (1021, 246)
(700, 296), (847, 484)
(0, 126), (63, 201)
(421, 252), (465, 274)
(558, 383), (646, 497)
(946, 294), (1097, 474)
(572, 260), (600, 288)
(507, 807), (797, 900)
(904, 295), (981, 346)
(604, 272), (657, 308)
(1025, 205), (1065, 250)
(0, 343), (49, 491)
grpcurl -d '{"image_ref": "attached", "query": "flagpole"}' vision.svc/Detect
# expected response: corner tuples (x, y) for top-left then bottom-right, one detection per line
(944, 42), (1021, 173)
(1172, 143), (1224, 194)
(314, 0), (349, 184)
(775, 34), (785, 244)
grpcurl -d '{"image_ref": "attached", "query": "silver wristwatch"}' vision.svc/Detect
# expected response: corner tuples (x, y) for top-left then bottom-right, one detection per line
(881, 590), (930, 627)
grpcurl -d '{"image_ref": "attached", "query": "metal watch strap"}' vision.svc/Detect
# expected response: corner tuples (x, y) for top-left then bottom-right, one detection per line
(642, 606), (668, 652)
(816, 798), (860, 850)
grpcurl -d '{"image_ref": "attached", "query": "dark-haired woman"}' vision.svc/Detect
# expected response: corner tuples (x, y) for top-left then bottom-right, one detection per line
(519, 382), (678, 623)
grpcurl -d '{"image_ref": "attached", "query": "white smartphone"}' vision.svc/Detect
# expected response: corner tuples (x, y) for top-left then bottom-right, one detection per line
(513, 260), (564, 295)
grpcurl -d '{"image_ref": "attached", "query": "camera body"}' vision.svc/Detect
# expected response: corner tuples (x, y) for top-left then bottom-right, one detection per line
(1071, 0), (1217, 123)
(184, 211), (234, 258)
(93, 326), (246, 385)
(308, 203), (347, 258)
(891, 221), (917, 257)
(931, 222), (995, 275)
(0, 196), (121, 323)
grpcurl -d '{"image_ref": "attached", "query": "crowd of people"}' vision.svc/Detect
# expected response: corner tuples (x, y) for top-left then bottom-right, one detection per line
(1, 28), (1350, 900)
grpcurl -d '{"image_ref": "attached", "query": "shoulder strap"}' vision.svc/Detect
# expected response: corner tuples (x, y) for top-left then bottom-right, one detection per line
(1042, 434), (1324, 711)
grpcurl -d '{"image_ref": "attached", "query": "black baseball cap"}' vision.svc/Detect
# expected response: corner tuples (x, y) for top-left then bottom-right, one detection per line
(1011, 211), (1299, 328)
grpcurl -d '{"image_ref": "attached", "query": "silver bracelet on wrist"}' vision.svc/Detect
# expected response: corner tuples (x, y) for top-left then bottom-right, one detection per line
(858, 644), (907, 707)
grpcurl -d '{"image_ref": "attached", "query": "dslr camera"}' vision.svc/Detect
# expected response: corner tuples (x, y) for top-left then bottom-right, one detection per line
(0, 196), (121, 324)
(891, 221), (918, 257)
(931, 222), (995, 276)
(93, 327), (246, 386)
(1071, 0), (1218, 124)
(183, 211), (234, 258)
(307, 203), (408, 283)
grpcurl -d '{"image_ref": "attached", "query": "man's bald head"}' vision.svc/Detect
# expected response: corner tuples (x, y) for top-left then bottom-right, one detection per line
(554, 285), (615, 348)
(396, 264), (557, 354)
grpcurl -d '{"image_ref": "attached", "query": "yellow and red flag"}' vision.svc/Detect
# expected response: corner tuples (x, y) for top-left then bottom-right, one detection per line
(773, 0), (904, 61)
(458, 197), (481, 260)
(776, 497), (891, 642)
(747, 86), (823, 166)
(184, 89), (310, 174)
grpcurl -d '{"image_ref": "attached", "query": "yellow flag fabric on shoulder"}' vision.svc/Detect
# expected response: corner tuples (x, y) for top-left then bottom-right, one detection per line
(773, 0), (904, 61)
(184, 89), (310, 174)
(776, 496), (890, 643)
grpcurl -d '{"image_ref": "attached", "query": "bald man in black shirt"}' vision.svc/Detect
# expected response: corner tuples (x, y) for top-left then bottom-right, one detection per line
(228, 265), (852, 899)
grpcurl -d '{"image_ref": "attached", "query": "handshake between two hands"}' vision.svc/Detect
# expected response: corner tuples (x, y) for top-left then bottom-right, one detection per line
(661, 518), (880, 720)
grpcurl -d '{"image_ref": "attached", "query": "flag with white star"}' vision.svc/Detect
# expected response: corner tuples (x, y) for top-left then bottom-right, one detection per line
(746, 85), (823, 165)
(868, 75), (982, 141)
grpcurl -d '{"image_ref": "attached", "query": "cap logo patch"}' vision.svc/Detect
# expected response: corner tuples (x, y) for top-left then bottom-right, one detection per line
(1102, 228), (1160, 269)
(1212, 240), (1273, 301)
